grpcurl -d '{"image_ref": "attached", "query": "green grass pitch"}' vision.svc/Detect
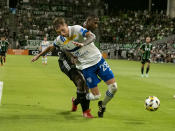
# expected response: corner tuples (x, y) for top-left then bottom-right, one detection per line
(0, 55), (175, 131)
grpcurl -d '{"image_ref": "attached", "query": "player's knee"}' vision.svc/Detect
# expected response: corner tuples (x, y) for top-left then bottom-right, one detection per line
(108, 82), (118, 94)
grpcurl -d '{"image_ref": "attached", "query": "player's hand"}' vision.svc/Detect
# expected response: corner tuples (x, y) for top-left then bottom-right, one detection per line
(72, 41), (84, 47)
(31, 55), (40, 62)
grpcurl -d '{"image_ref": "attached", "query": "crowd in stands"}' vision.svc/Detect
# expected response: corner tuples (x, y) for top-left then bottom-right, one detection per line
(16, 9), (175, 44)
(151, 40), (175, 63)
(115, 39), (175, 63)
(0, 1), (175, 63)
(0, 6), (10, 38)
(16, 0), (100, 45)
(99, 10), (175, 44)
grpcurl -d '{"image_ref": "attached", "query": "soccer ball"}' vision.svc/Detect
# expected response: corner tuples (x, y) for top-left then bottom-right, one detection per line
(145, 96), (160, 111)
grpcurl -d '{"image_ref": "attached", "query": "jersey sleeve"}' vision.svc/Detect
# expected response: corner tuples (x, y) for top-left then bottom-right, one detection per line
(74, 25), (89, 37)
(53, 36), (61, 48)
(5, 41), (9, 47)
(150, 44), (153, 50)
(140, 44), (144, 50)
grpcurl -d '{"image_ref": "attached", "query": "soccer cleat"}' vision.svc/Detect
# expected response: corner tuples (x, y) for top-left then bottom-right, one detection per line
(145, 74), (149, 78)
(71, 97), (77, 112)
(83, 109), (94, 118)
(141, 74), (144, 78)
(98, 101), (106, 118)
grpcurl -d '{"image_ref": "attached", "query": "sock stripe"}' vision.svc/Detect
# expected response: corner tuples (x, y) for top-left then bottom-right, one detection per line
(106, 90), (113, 98)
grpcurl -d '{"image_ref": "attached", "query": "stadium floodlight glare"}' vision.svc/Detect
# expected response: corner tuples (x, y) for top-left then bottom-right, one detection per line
(0, 81), (3, 105)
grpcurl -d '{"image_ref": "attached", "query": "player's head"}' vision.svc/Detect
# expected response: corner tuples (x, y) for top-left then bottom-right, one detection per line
(84, 16), (99, 31)
(53, 17), (69, 37)
(146, 36), (151, 43)
(44, 36), (47, 41)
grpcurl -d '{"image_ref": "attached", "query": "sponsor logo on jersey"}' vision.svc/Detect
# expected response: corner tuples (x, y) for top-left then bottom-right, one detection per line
(63, 35), (77, 45)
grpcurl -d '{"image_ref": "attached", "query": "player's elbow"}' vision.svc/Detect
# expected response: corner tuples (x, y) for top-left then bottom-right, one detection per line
(90, 33), (96, 41)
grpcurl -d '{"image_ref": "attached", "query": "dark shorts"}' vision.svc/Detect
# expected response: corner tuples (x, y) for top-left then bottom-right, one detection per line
(58, 59), (80, 81)
(141, 59), (150, 64)
(0, 51), (6, 56)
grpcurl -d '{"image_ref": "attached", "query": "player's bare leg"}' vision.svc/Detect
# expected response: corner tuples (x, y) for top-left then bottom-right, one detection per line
(42, 56), (45, 64)
(98, 78), (117, 117)
(141, 64), (145, 77)
(71, 71), (93, 118)
(87, 78), (117, 118)
(45, 56), (47, 64)
(0, 56), (3, 66)
(3, 56), (6, 63)
(146, 63), (150, 77)
(90, 87), (100, 95)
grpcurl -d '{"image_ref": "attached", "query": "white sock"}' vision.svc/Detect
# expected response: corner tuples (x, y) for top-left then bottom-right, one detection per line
(102, 90), (113, 108)
(45, 57), (47, 64)
(102, 83), (117, 108)
(42, 57), (44, 64)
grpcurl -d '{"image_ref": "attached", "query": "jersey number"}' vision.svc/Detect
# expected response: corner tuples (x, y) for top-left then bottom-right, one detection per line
(100, 61), (111, 72)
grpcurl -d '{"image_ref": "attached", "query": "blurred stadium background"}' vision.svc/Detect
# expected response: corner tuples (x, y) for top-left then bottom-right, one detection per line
(0, 0), (175, 62)
(0, 0), (175, 131)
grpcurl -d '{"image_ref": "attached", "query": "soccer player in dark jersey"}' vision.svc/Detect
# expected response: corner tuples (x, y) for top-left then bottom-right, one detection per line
(83, 16), (99, 32)
(0, 36), (9, 66)
(139, 37), (153, 77)
(59, 16), (99, 118)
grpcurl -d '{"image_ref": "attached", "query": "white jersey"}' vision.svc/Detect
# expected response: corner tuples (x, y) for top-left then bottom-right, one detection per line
(53, 25), (102, 70)
(41, 41), (49, 52)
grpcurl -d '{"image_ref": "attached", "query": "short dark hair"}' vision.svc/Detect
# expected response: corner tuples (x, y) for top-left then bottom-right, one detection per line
(86, 15), (99, 23)
(146, 36), (151, 39)
(53, 17), (66, 29)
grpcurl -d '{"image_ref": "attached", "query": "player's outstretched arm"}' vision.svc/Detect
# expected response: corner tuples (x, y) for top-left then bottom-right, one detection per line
(31, 45), (55, 62)
(73, 32), (95, 47)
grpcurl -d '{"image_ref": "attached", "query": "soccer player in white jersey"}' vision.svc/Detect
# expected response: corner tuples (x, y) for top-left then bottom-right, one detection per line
(32, 17), (118, 118)
(40, 36), (49, 64)
(32, 20), (94, 118)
